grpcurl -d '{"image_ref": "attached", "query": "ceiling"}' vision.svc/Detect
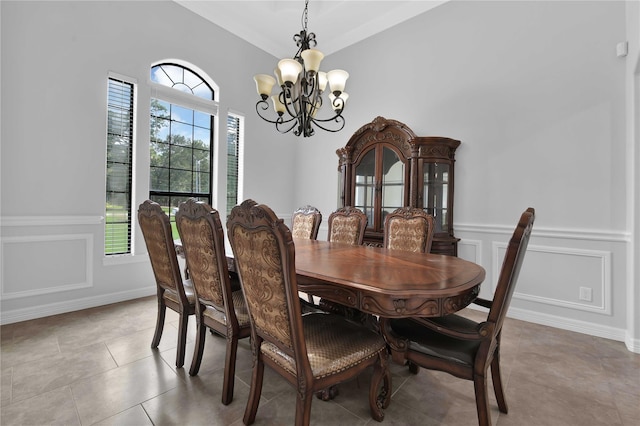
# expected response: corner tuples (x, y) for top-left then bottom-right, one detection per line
(174, 1), (448, 58)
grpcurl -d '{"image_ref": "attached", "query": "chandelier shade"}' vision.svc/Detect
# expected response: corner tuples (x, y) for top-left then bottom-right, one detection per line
(254, 74), (276, 99)
(253, 0), (349, 137)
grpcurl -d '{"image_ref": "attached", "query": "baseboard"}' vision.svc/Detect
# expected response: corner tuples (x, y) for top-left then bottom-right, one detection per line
(626, 334), (640, 353)
(0, 286), (156, 325)
(466, 305), (629, 346)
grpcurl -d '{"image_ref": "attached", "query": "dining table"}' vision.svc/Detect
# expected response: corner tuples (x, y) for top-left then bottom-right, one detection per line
(291, 238), (485, 318)
(176, 237), (486, 318)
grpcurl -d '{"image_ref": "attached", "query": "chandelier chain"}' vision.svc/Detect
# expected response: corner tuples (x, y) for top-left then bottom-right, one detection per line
(303, 0), (309, 31)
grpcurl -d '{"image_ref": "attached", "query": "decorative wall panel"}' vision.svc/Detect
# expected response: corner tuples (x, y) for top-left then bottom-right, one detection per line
(1, 234), (93, 299)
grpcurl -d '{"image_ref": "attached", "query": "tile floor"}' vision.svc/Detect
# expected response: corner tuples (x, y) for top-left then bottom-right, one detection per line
(1, 295), (639, 425)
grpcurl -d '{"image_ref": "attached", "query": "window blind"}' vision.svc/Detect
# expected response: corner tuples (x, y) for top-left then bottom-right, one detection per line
(105, 78), (134, 255)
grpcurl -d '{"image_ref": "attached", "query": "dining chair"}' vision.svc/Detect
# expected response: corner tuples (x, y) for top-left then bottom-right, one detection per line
(380, 207), (535, 426)
(137, 200), (196, 369)
(383, 207), (435, 253)
(326, 206), (367, 245)
(175, 198), (251, 405)
(291, 205), (322, 240)
(227, 199), (391, 426)
(318, 206), (369, 319)
(291, 205), (322, 305)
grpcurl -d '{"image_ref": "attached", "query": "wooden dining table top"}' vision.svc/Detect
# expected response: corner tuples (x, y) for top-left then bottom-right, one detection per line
(291, 238), (485, 318)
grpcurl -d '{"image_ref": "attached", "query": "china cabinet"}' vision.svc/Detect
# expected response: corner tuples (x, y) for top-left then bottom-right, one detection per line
(337, 116), (460, 256)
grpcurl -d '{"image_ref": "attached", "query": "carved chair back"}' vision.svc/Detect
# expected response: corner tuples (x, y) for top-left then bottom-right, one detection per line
(291, 205), (322, 240)
(138, 200), (188, 306)
(227, 199), (300, 354)
(327, 206), (367, 245)
(175, 198), (233, 314)
(487, 207), (535, 337)
(383, 207), (435, 253)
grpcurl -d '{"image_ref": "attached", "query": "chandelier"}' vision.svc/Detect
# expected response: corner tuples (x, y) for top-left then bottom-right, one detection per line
(253, 0), (349, 138)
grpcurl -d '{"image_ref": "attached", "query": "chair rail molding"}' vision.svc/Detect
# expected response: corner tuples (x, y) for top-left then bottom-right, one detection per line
(1, 215), (104, 227)
(456, 223), (629, 242)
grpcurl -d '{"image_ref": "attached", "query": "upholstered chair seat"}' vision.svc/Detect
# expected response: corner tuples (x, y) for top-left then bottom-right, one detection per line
(201, 290), (250, 328)
(261, 313), (387, 378)
(388, 315), (481, 366)
(163, 283), (196, 306)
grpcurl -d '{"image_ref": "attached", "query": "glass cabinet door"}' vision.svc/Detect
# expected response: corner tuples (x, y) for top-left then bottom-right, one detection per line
(354, 149), (376, 228)
(423, 162), (450, 234)
(381, 147), (405, 227)
(354, 146), (405, 232)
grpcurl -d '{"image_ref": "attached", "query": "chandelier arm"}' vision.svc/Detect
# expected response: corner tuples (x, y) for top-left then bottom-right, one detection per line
(255, 100), (282, 125)
(256, 100), (298, 133)
(309, 85), (323, 117)
(280, 86), (303, 120)
(309, 114), (346, 133)
(275, 118), (301, 135)
(300, 74), (315, 98)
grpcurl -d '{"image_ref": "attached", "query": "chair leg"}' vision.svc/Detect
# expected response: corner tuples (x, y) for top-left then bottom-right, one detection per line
(188, 314), (206, 376)
(369, 352), (391, 421)
(295, 390), (314, 426)
(243, 354), (265, 425)
(175, 312), (188, 368)
(151, 296), (166, 349)
(490, 354), (508, 413)
(473, 373), (491, 426)
(221, 336), (239, 405)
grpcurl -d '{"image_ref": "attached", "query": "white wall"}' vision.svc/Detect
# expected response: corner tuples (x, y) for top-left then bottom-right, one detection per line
(293, 0), (637, 350)
(626, 0), (640, 352)
(0, 0), (297, 321)
(1, 1), (638, 352)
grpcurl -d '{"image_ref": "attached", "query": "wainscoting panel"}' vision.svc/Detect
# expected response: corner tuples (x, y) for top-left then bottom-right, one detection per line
(458, 239), (482, 264)
(493, 243), (611, 315)
(1, 234), (94, 299)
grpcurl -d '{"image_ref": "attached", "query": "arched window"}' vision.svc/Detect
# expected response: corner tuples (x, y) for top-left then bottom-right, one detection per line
(151, 63), (214, 100)
(149, 62), (218, 236)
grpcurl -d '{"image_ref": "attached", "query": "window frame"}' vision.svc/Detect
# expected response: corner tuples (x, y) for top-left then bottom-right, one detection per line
(148, 63), (219, 237)
(105, 72), (137, 257)
(226, 111), (244, 217)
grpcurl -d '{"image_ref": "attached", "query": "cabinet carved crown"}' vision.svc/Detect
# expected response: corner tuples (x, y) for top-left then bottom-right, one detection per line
(337, 116), (460, 256)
